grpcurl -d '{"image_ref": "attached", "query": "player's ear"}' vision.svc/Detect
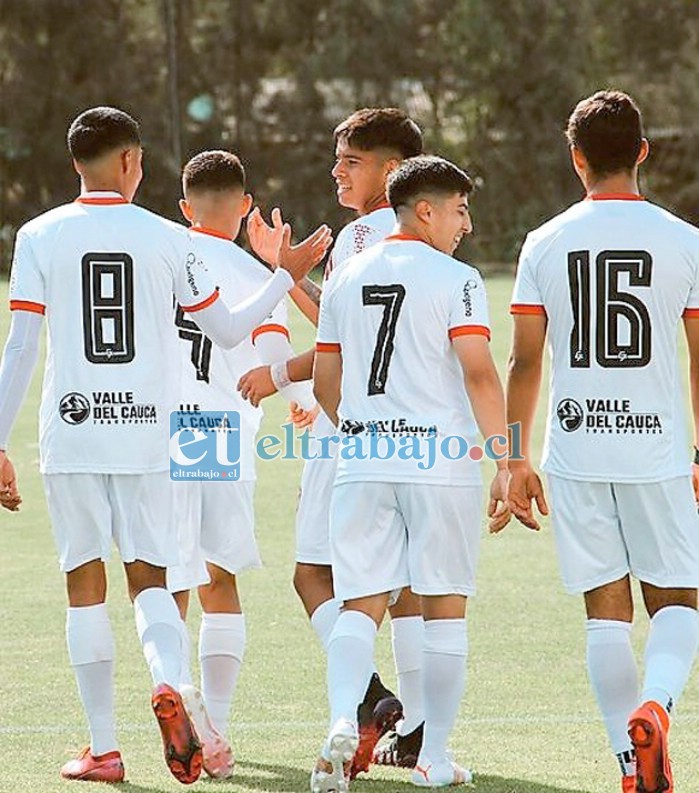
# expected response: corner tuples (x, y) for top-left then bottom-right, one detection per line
(383, 157), (401, 177)
(241, 193), (253, 218)
(179, 199), (194, 223)
(414, 197), (432, 224)
(637, 138), (650, 166)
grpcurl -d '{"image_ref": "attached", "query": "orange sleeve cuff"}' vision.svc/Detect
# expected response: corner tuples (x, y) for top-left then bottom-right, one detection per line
(316, 342), (341, 353)
(252, 323), (290, 343)
(510, 303), (546, 315)
(683, 308), (699, 319)
(9, 300), (46, 315)
(181, 289), (220, 313)
(448, 325), (491, 341)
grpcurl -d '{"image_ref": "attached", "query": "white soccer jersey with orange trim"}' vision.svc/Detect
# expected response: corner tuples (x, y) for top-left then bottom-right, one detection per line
(8, 191), (217, 474)
(317, 235), (490, 485)
(511, 195), (699, 482)
(324, 205), (395, 281)
(176, 228), (289, 481)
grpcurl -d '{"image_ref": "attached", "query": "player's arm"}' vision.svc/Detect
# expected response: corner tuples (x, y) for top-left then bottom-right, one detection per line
(0, 310), (44, 512)
(252, 327), (316, 411)
(452, 335), (510, 533)
(313, 348), (342, 426)
(506, 313), (549, 530)
(237, 347), (315, 407)
(683, 315), (699, 501)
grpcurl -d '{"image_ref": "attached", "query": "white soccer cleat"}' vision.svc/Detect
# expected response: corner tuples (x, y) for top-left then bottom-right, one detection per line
(411, 757), (474, 787)
(310, 718), (358, 793)
(179, 684), (235, 779)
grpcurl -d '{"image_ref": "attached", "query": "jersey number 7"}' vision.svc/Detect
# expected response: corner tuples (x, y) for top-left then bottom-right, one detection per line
(362, 284), (405, 395)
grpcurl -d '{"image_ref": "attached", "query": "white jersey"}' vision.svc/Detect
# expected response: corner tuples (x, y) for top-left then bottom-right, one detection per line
(324, 205), (395, 281)
(177, 228), (289, 481)
(317, 234), (490, 485)
(8, 191), (218, 474)
(511, 195), (699, 483)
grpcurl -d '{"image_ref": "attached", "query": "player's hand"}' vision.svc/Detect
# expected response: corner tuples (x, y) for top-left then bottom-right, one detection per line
(289, 401), (319, 429)
(277, 223), (332, 283)
(247, 206), (284, 269)
(0, 451), (21, 512)
(237, 365), (276, 407)
(487, 468), (511, 533)
(507, 465), (549, 531)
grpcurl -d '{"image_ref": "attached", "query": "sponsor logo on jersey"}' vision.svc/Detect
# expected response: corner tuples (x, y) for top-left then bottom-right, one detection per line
(557, 397), (662, 435)
(59, 392), (91, 425)
(556, 398), (584, 432)
(59, 390), (157, 426)
(462, 279), (479, 317)
(339, 417), (438, 438)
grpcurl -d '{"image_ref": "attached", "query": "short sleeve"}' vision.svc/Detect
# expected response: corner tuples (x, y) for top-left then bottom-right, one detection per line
(316, 280), (340, 352)
(9, 230), (46, 314)
(251, 295), (290, 343)
(448, 270), (491, 342)
(683, 253), (699, 319)
(174, 248), (220, 313)
(510, 235), (545, 315)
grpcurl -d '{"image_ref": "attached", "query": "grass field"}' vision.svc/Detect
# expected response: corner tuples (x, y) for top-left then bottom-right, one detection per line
(1, 274), (698, 793)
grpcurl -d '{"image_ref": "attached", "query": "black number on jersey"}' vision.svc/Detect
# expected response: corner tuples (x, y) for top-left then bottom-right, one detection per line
(81, 253), (135, 364)
(174, 305), (212, 383)
(362, 284), (406, 395)
(567, 249), (652, 368)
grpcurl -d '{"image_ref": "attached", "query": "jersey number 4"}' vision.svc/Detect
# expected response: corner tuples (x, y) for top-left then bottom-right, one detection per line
(174, 306), (212, 383)
(362, 284), (405, 395)
(567, 250), (652, 368)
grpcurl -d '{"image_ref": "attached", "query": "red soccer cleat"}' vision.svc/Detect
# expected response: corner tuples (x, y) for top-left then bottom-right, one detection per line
(151, 683), (203, 784)
(60, 747), (125, 783)
(628, 700), (673, 793)
(350, 673), (403, 779)
(622, 775), (636, 792)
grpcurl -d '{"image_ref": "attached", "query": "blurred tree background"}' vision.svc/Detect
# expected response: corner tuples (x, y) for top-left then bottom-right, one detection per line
(1, 0), (698, 272)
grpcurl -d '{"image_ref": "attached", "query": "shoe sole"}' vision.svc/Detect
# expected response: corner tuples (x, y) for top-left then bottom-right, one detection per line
(350, 696), (403, 779)
(628, 712), (672, 793)
(180, 685), (234, 779)
(60, 763), (125, 783)
(152, 684), (203, 785)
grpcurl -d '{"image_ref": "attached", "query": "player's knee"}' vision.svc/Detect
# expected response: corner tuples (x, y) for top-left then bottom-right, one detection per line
(293, 563), (332, 598)
(124, 560), (166, 601)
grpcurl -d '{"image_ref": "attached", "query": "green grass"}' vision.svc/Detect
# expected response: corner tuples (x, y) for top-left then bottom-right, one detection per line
(1, 274), (697, 793)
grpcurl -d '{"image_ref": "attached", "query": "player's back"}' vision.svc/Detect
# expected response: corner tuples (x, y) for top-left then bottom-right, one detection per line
(11, 193), (195, 473)
(513, 196), (699, 481)
(321, 235), (489, 485)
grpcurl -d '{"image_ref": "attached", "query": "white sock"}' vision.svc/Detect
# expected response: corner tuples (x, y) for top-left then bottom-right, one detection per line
(586, 619), (638, 758)
(642, 605), (699, 711)
(66, 604), (118, 756)
(178, 618), (193, 687)
(327, 610), (376, 726)
(199, 612), (246, 736)
(310, 598), (342, 652)
(134, 587), (182, 688)
(391, 616), (424, 736)
(418, 619), (468, 767)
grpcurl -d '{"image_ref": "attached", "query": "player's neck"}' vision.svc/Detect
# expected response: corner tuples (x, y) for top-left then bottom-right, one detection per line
(358, 191), (390, 217)
(189, 220), (237, 241)
(584, 171), (640, 199)
(78, 174), (128, 199)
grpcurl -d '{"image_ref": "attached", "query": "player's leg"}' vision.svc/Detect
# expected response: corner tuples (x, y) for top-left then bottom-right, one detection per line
(43, 473), (124, 783)
(548, 475), (639, 790)
(617, 477), (699, 793)
(293, 562), (340, 647)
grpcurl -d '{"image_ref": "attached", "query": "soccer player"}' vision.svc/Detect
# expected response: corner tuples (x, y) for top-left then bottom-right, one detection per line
(312, 155), (510, 791)
(241, 108), (429, 775)
(166, 149), (315, 779)
(0, 106), (329, 784)
(507, 90), (699, 793)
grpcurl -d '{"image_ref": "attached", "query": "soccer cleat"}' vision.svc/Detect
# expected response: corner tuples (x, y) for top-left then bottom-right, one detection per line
(310, 718), (358, 793)
(180, 684), (235, 779)
(151, 683), (203, 784)
(60, 747), (125, 783)
(349, 672), (403, 779)
(411, 757), (474, 787)
(622, 775), (636, 792)
(628, 701), (673, 793)
(373, 721), (424, 769)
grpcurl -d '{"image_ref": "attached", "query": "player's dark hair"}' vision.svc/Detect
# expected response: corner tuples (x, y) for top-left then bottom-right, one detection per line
(387, 155), (473, 209)
(565, 90), (643, 177)
(334, 108), (423, 159)
(67, 106), (141, 163)
(182, 150), (246, 194)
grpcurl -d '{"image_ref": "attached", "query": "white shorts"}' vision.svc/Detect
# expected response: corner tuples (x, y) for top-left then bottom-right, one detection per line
(548, 474), (699, 594)
(167, 480), (261, 593)
(43, 472), (177, 573)
(295, 445), (337, 565)
(329, 481), (482, 601)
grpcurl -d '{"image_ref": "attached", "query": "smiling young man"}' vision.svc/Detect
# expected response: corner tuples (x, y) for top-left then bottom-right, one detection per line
(312, 155), (510, 791)
(507, 90), (699, 793)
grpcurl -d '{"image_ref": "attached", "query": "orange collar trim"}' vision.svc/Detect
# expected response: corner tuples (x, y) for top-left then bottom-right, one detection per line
(190, 226), (234, 241)
(76, 192), (129, 206)
(587, 193), (645, 201)
(384, 233), (424, 243)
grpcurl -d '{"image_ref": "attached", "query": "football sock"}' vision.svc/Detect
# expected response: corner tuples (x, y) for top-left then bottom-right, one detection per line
(586, 619), (638, 759)
(391, 615), (425, 735)
(310, 598), (342, 652)
(642, 605), (699, 712)
(418, 619), (468, 766)
(178, 618), (193, 687)
(199, 612), (246, 736)
(327, 610), (376, 726)
(66, 604), (118, 756)
(134, 587), (182, 688)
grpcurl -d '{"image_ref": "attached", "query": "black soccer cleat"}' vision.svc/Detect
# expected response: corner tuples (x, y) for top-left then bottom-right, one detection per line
(373, 721), (424, 768)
